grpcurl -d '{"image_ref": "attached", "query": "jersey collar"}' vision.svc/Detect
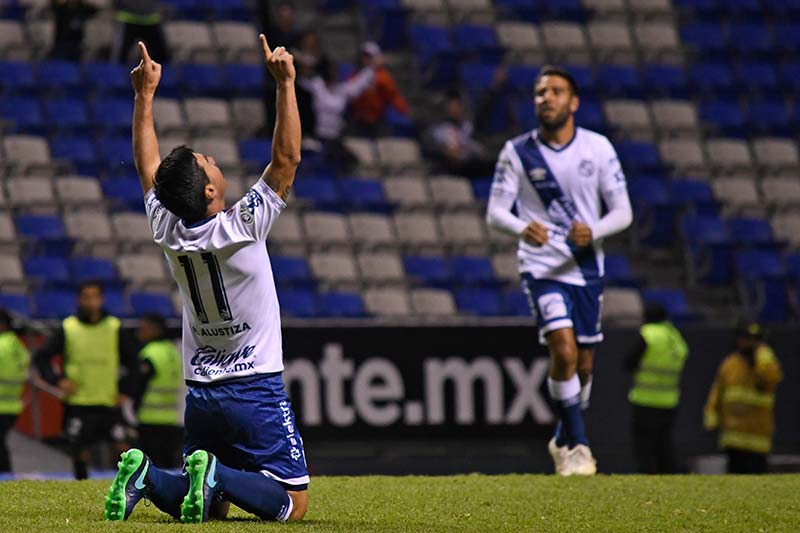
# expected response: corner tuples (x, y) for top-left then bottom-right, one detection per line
(533, 127), (578, 153)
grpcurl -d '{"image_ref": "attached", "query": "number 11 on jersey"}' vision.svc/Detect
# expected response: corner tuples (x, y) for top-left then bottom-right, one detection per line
(177, 253), (233, 323)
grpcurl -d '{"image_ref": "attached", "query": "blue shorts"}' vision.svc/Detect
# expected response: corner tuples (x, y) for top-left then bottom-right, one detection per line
(521, 274), (604, 346)
(184, 373), (309, 490)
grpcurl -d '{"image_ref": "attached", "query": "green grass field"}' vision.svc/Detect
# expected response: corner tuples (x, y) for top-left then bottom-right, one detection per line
(1, 475), (798, 532)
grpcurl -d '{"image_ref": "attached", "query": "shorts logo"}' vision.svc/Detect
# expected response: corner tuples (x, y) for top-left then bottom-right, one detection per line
(538, 293), (567, 321)
(280, 400), (303, 462)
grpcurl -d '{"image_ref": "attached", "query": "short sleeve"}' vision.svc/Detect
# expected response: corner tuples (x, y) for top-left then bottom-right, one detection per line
(597, 137), (628, 199)
(144, 188), (174, 237)
(230, 179), (286, 241)
(490, 141), (521, 200)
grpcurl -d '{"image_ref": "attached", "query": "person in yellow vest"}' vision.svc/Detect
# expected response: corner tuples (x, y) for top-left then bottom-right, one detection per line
(704, 322), (782, 474)
(133, 313), (183, 468)
(0, 309), (30, 473)
(624, 303), (689, 474)
(33, 281), (135, 480)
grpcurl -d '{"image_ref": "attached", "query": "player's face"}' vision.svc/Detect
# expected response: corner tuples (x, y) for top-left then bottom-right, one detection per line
(194, 152), (227, 204)
(534, 75), (578, 131)
(78, 286), (103, 315)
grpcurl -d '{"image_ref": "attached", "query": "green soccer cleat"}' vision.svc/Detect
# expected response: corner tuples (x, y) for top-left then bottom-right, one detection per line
(180, 450), (220, 523)
(104, 448), (151, 521)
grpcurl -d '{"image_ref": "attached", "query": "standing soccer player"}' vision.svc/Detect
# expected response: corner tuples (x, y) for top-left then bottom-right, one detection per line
(486, 66), (632, 476)
(105, 35), (306, 522)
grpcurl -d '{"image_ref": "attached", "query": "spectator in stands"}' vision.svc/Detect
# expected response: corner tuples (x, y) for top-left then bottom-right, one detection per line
(348, 41), (410, 136)
(0, 310), (29, 473)
(50, 0), (97, 61)
(133, 313), (183, 468)
(112, 0), (168, 63)
(704, 322), (783, 474)
(33, 281), (135, 480)
(424, 87), (497, 177)
(625, 303), (689, 474)
(298, 49), (377, 171)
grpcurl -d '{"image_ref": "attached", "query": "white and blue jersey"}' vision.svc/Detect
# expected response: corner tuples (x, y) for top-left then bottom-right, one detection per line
(487, 127), (632, 344)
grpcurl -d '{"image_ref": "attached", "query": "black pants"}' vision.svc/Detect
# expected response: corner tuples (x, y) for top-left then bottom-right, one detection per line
(139, 424), (184, 468)
(632, 405), (676, 474)
(0, 415), (17, 473)
(726, 448), (768, 474)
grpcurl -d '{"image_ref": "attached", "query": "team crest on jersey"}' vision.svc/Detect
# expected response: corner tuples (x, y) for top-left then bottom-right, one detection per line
(579, 159), (595, 177)
(238, 201), (254, 224)
(529, 167), (547, 181)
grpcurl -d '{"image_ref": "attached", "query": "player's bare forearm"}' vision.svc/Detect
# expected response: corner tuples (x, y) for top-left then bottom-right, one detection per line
(263, 81), (301, 200)
(133, 94), (161, 193)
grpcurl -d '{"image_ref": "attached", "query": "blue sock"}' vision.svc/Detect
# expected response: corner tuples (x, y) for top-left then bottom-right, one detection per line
(554, 421), (567, 448)
(215, 462), (293, 521)
(548, 376), (589, 448)
(147, 465), (188, 519)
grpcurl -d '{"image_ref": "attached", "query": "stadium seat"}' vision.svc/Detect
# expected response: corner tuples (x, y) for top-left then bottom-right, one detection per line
(587, 21), (635, 65)
(64, 211), (114, 243)
(726, 217), (775, 248)
(658, 138), (708, 175)
(0, 61), (35, 94)
(130, 292), (177, 318)
(455, 287), (503, 316)
(682, 214), (733, 284)
(491, 253), (518, 283)
(688, 62), (734, 98)
(735, 250), (789, 323)
(734, 62), (779, 95)
(0, 294), (31, 317)
(773, 23), (800, 55)
(34, 290), (76, 319)
(357, 251), (405, 284)
(270, 256), (314, 287)
(439, 212), (487, 249)
(3, 134), (54, 174)
(6, 176), (56, 208)
(409, 287), (456, 315)
(503, 291), (530, 316)
(602, 287), (643, 325)
(704, 138), (754, 172)
(452, 24), (501, 62)
(604, 254), (640, 288)
(212, 22), (260, 62)
(761, 178), (800, 208)
(376, 138), (422, 171)
(404, 255), (450, 286)
(394, 213), (440, 248)
(35, 61), (84, 95)
(596, 65), (642, 99)
(164, 21), (216, 63)
(176, 64), (228, 97)
(615, 141), (662, 174)
(68, 257), (118, 283)
(573, 98), (606, 132)
(231, 98), (264, 138)
(191, 136), (240, 169)
(712, 178), (760, 212)
(634, 22), (682, 64)
(184, 98), (232, 132)
(84, 62), (130, 96)
(24, 256), (70, 285)
(318, 292), (366, 317)
(90, 98), (134, 133)
(238, 138), (272, 171)
(450, 256), (496, 286)
(747, 100), (792, 136)
(50, 137), (98, 175)
(771, 213), (800, 249)
(309, 251), (359, 285)
(496, 22), (543, 63)
(110, 212), (152, 245)
(641, 288), (696, 323)
(292, 178), (341, 209)
(649, 100), (698, 135)
(0, 255), (25, 286)
(102, 176), (143, 209)
(337, 178), (388, 211)
(641, 65), (688, 99)
(362, 287), (412, 316)
(698, 100), (746, 137)
(668, 180), (716, 213)
(152, 98), (187, 134)
(603, 100), (653, 139)
(302, 212), (350, 248)
(98, 137), (137, 174)
(429, 176), (475, 209)
(680, 22), (726, 58)
(55, 176), (103, 207)
(541, 22), (590, 65)
(727, 23), (773, 57)
(276, 288), (318, 317)
(222, 64), (263, 98)
(0, 97), (44, 134)
(16, 214), (66, 240)
(408, 24), (457, 88)
(348, 213), (396, 249)
(117, 254), (169, 285)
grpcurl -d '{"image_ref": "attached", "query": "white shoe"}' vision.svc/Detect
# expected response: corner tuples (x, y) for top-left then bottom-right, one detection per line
(564, 444), (597, 476)
(548, 438), (569, 476)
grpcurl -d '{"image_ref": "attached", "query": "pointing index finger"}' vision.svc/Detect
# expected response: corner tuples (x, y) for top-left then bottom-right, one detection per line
(138, 41), (152, 63)
(259, 33), (272, 57)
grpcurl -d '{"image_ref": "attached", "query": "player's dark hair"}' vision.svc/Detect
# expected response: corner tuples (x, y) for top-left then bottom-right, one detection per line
(140, 312), (168, 339)
(154, 145), (210, 224)
(0, 309), (12, 329)
(77, 280), (104, 295)
(534, 65), (580, 96)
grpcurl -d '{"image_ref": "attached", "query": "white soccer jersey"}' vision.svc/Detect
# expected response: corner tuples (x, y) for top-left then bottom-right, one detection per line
(490, 127), (630, 286)
(145, 179), (286, 383)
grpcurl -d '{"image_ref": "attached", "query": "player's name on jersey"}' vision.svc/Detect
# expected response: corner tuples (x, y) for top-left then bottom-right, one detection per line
(190, 321), (252, 337)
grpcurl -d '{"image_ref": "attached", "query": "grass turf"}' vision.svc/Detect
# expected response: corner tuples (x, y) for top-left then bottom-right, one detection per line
(0, 475), (798, 532)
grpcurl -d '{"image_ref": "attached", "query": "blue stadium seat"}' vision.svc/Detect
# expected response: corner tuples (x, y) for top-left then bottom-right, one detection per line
(16, 215), (66, 239)
(270, 256), (314, 287)
(84, 62), (130, 96)
(102, 175), (144, 210)
(507, 65), (537, 95)
(0, 294), (31, 317)
(277, 288), (319, 317)
(628, 176), (673, 247)
(785, 253), (800, 281)
(563, 65), (596, 98)
(682, 214), (733, 284)
(43, 98), (90, 134)
(727, 23), (773, 57)
(615, 141), (662, 174)
(68, 257), (118, 283)
(604, 254), (640, 288)
(35, 61), (84, 95)
(0, 61), (35, 94)
(673, 0), (718, 16)
(161, 0), (204, 20)
(780, 61), (800, 96)
(177, 64), (228, 97)
(748, 100), (792, 136)
(91, 98), (134, 133)
(0, 97), (44, 134)
(503, 291), (530, 317)
(537, 0), (586, 21)
(223, 64), (263, 97)
(698, 100), (746, 136)
(726, 217), (775, 248)
(514, 97), (538, 130)
(130, 292), (176, 318)
(452, 25), (501, 62)
(384, 106), (417, 137)
(156, 67), (181, 98)
(239, 138), (271, 172)
(774, 23), (800, 53)
(337, 178), (388, 211)
(688, 62), (735, 98)
(23, 256), (70, 285)
(97, 137), (136, 174)
(204, 0), (250, 20)
(450, 256), (497, 286)
(641, 65), (688, 99)
(494, 0), (538, 22)
(292, 177), (340, 208)
(455, 288), (503, 316)
(404, 256), (451, 286)
(408, 25), (458, 88)
(574, 98), (606, 132)
(50, 137), (98, 175)
(35, 290), (76, 318)
(359, 0), (408, 50)
(763, 0), (800, 16)
(735, 250), (789, 323)
(681, 22), (726, 57)
(460, 62), (499, 94)
(667, 180), (717, 214)
(641, 288), (696, 323)
(682, 214), (730, 245)
(102, 290), (128, 317)
(319, 292), (366, 317)
(735, 62), (779, 94)
(596, 65), (642, 99)
(471, 178), (492, 201)
(720, 0), (762, 16)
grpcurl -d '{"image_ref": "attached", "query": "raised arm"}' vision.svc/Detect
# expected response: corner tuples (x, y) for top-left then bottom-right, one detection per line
(259, 34), (301, 201)
(130, 41), (162, 193)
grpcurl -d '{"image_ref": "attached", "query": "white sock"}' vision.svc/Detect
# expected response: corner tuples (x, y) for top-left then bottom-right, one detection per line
(580, 376), (593, 410)
(547, 375), (581, 402)
(278, 494), (294, 522)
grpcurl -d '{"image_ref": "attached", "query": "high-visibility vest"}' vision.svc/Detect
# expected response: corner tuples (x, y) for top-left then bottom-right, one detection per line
(704, 346), (782, 454)
(0, 331), (29, 415)
(138, 340), (182, 425)
(62, 315), (120, 407)
(629, 322), (689, 409)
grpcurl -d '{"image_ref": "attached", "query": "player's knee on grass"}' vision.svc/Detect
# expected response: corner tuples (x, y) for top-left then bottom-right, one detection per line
(547, 329), (578, 379)
(288, 490), (308, 521)
(211, 500), (230, 520)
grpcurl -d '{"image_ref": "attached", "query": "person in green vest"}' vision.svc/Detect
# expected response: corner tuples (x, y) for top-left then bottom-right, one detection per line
(0, 309), (30, 473)
(113, 0), (168, 64)
(624, 302), (689, 474)
(133, 313), (183, 468)
(33, 281), (135, 480)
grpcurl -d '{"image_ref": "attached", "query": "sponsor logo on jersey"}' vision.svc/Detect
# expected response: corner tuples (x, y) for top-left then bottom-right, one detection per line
(238, 201), (254, 224)
(245, 188), (263, 214)
(528, 167), (547, 181)
(190, 344), (256, 376)
(191, 321), (252, 337)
